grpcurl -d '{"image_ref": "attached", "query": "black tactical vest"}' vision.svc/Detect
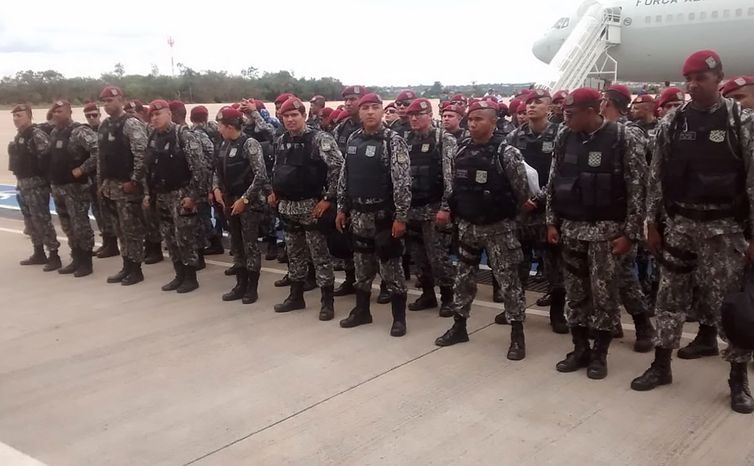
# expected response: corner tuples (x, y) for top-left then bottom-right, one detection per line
(345, 131), (392, 208)
(272, 130), (327, 201)
(663, 104), (744, 218)
(99, 115), (136, 181)
(551, 121), (627, 222)
(146, 127), (192, 193)
(510, 122), (559, 189)
(49, 123), (90, 185)
(216, 134), (254, 197)
(391, 119), (411, 140)
(406, 129), (443, 207)
(8, 126), (46, 180)
(450, 135), (517, 224)
(336, 118), (360, 153)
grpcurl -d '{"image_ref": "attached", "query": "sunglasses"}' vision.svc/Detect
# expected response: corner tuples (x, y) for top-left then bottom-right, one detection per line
(395, 101), (410, 108)
(85, 113), (99, 118)
(385, 109), (397, 114)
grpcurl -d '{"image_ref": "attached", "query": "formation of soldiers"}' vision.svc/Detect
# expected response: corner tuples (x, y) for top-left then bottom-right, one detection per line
(8, 49), (754, 415)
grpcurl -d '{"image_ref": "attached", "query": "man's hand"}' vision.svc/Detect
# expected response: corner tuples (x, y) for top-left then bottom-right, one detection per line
(267, 192), (278, 208)
(392, 220), (406, 238)
(611, 235), (632, 256)
(522, 199), (538, 213)
(142, 195), (150, 209)
(180, 197), (195, 212)
(122, 180), (137, 194)
(547, 225), (560, 245)
(335, 212), (348, 232)
(230, 198), (246, 216)
(646, 223), (662, 256)
(72, 167), (84, 179)
(312, 200), (332, 219)
(747, 241), (754, 264)
(436, 209), (450, 225)
(213, 188), (225, 210)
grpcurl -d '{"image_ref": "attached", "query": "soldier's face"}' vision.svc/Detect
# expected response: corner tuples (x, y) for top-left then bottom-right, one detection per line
(282, 110), (306, 132)
(150, 109), (172, 130)
(632, 102), (655, 120)
(395, 100), (411, 118)
(550, 102), (563, 116)
(51, 106), (72, 127)
(442, 111), (460, 132)
(728, 86), (754, 110)
(85, 111), (101, 127)
(12, 111), (31, 129)
(517, 110), (528, 126)
(527, 97), (550, 120)
(101, 96), (123, 116)
(658, 101), (682, 117)
(685, 70), (723, 104)
(384, 107), (399, 123)
(467, 110), (496, 140)
(359, 103), (384, 131)
(408, 111), (432, 131)
(343, 95), (359, 115)
(564, 106), (594, 132)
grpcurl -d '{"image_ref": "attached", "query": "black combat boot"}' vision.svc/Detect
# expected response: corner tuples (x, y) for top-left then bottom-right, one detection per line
(222, 268), (247, 301)
(107, 257), (129, 283)
(409, 277), (437, 311)
(376, 281), (391, 304)
(58, 248), (80, 275)
(729, 362), (754, 414)
(274, 281), (306, 312)
(339, 289), (373, 328)
(390, 293), (408, 337)
(274, 273), (292, 287)
(612, 321), (624, 338)
(549, 288), (569, 334)
(264, 238), (278, 261)
(74, 249), (93, 277)
(631, 347), (673, 391)
(96, 235), (119, 258)
(242, 270), (260, 304)
(319, 286), (335, 321)
(20, 245), (47, 265)
(177, 265), (199, 294)
(303, 265), (317, 292)
(162, 261), (185, 291)
(439, 286), (454, 318)
(632, 313), (655, 353)
(677, 324), (719, 359)
(195, 252), (206, 271)
(587, 330), (612, 379)
(333, 269), (356, 296)
(536, 292), (553, 307)
(277, 246), (288, 263)
(435, 314), (470, 347)
(43, 250), (61, 272)
(202, 236), (224, 255)
(120, 260), (144, 286)
(556, 326), (592, 372)
(507, 322), (526, 361)
(143, 241), (163, 265)
(492, 277), (504, 303)
(225, 263), (242, 276)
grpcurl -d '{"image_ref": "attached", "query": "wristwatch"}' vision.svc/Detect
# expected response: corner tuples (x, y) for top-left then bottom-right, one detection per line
(241, 196), (249, 205)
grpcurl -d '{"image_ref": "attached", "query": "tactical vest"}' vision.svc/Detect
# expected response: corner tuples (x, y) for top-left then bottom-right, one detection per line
(391, 119), (411, 140)
(345, 132), (392, 209)
(216, 134), (255, 197)
(8, 126), (46, 180)
(99, 115), (136, 181)
(272, 130), (327, 201)
(406, 129), (443, 207)
(49, 123), (90, 185)
(450, 135), (517, 224)
(663, 104), (744, 220)
(336, 118), (360, 153)
(146, 127), (192, 193)
(552, 121), (627, 222)
(496, 119), (515, 138)
(510, 122), (558, 189)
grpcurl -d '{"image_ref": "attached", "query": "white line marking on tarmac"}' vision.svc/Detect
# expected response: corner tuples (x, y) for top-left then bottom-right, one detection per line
(0, 441), (47, 466)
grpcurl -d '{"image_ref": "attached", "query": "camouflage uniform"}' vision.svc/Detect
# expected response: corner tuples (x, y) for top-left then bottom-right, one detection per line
(332, 116), (363, 277)
(9, 125), (59, 252)
(647, 99), (753, 363)
(306, 114), (322, 130)
(49, 122), (97, 252)
(192, 121), (225, 242)
(98, 113), (149, 263)
(274, 127), (343, 287)
(140, 122), (162, 247)
(185, 124), (215, 251)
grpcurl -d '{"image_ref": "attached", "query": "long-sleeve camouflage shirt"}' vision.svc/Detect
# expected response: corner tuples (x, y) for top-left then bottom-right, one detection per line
(182, 123), (215, 195)
(546, 119), (647, 242)
(12, 125), (51, 190)
(406, 128), (457, 222)
(243, 109), (276, 142)
(274, 126), (344, 217)
(337, 125), (412, 223)
(145, 123), (205, 202)
(97, 113), (148, 199)
(212, 135), (271, 210)
(50, 122), (99, 178)
(646, 98), (754, 239)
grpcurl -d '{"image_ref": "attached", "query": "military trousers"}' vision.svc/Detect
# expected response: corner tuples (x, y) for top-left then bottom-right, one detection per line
(51, 182), (94, 252)
(227, 199), (262, 272)
(407, 219), (454, 289)
(103, 194), (145, 263)
(281, 208), (334, 288)
(351, 210), (406, 295)
(156, 191), (199, 267)
(18, 180), (59, 251)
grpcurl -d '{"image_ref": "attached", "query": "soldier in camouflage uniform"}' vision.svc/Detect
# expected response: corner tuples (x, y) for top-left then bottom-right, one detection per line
(390, 89), (416, 140)
(144, 100), (206, 294)
(307, 95), (326, 130)
(631, 50), (754, 414)
(549, 90), (568, 125)
(268, 98), (344, 320)
(336, 92), (412, 337)
(9, 104), (61, 270)
(402, 98), (457, 317)
(97, 86), (149, 286)
(48, 100), (97, 277)
(600, 84), (657, 353)
(441, 103), (470, 143)
(135, 109), (164, 266)
(191, 105), (225, 256)
(213, 107), (271, 304)
(434, 100), (530, 361)
(546, 87), (647, 380)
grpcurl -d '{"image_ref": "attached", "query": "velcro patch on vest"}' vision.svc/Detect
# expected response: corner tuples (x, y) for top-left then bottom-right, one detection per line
(542, 141), (554, 153)
(564, 152), (578, 164)
(421, 144), (430, 152)
(55, 140), (64, 149)
(365, 145), (377, 157)
(347, 145), (357, 155)
(149, 140), (156, 148)
(457, 169), (469, 179)
(321, 141), (331, 151)
(18, 138), (25, 144)
(163, 142), (171, 151)
(229, 148), (238, 158)
(475, 170), (488, 184)
(709, 130), (726, 143)
(587, 152), (602, 167)
(108, 133), (116, 142)
(679, 131), (697, 141)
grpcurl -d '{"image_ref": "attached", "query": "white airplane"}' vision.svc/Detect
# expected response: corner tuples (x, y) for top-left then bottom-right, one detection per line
(533, 0), (754, 82)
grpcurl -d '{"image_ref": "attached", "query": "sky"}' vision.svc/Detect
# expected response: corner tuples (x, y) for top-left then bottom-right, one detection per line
(0, 0), (580, 86)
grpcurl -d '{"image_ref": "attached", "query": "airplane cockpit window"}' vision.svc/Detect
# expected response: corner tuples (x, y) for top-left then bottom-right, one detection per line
(551, 17), (570, 29)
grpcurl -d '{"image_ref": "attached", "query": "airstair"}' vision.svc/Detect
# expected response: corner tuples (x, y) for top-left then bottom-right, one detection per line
(537, 3), (623, 91)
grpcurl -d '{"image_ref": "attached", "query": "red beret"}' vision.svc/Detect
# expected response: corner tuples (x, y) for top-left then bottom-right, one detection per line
(357, 93), (382, 107)
(721, 76), (754, 96)
(517, 103), (527, 114)
(497, 102), (509, 114)
(385, 102), (397, 110)
(563, 87), (601, 108)
(483, 95), (499, 103)
(552, 90), (569, 104)
(217, 106), (244, 123)
(335, 109), (351, 123)
(450, 94), (467, 104)
(341, 85), (367, 98)
(190, 105), (209, 121)
(10, 103), (31, 114)
(279, 97), (306, 115)
(508, 98), (522, 114)
(168, 100), (186, 113)
(515, 89), (531, 99)
(405, 98), (432, 114)
(99, 85), (124, 99)
(524, 88), (551, 104)
(230, 102), (241, 109)
(657, 87), (685, 108)
(321, 107), (334, 118)
(683, 49), (722, 76)
(148, 99), (170, 114)
(604, 84), (632, 106)
(468, 99), (499, 113)
(51, 99), (71, 111)
(395, 89), (417, 102)
(632, 94), (656, 105)
(274, 93), (295, 106)
(253, 100), (265, 111)
(442, 103), (465, 116)
(83, 102), (99, 113)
